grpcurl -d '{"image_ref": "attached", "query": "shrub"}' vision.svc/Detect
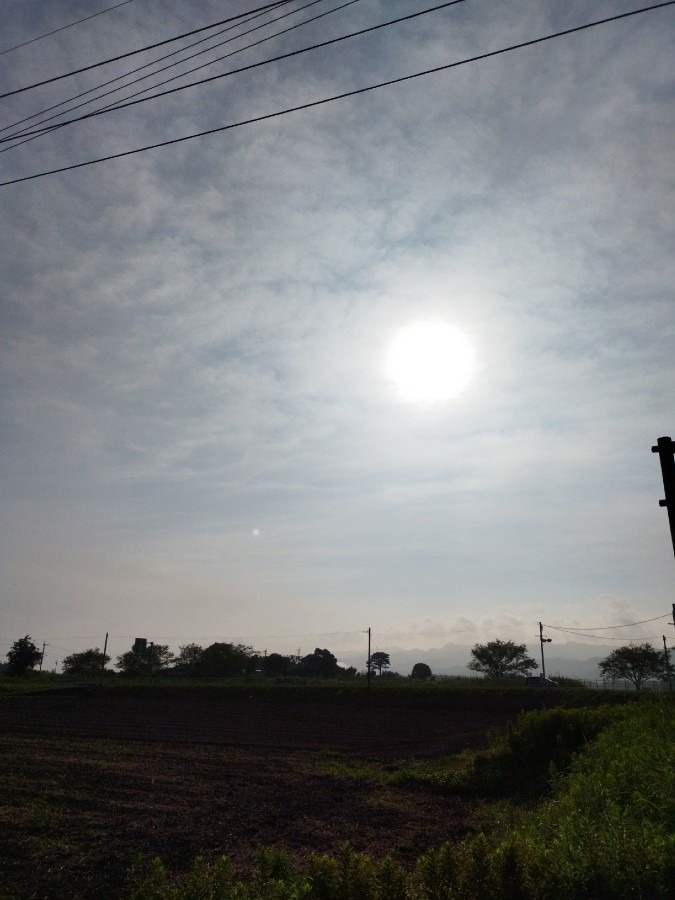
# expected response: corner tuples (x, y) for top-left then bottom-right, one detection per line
(450, 704), (624, 798)
(511, 700), (675, 899)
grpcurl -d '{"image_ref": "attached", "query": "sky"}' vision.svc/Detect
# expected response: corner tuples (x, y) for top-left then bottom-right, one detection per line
(1, 0), (674, 673)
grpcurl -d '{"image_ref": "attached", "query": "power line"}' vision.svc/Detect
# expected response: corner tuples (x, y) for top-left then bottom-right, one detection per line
(1, 0), (360, 153)
(543, 628), (663, 643)
(374, 629), (479, 636)
(543, 614), (671, 631)
(2, 0), (673, 188)
(0, 0), (330, 143)
(81, 0), (675, 126)
(1, 0), (138, 56)
(1, 0), (464, 146)
(0, 1), (295, 99)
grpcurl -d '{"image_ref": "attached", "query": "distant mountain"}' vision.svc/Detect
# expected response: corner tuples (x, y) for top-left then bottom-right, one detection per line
(339, 641), (615, 681)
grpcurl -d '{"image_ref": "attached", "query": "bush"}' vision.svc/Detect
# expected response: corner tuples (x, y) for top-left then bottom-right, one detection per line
(445, 704), (626, 798)
(515, 700), (675, 899)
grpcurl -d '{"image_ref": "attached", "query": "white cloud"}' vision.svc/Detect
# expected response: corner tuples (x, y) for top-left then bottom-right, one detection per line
(1, 1), (674, 663)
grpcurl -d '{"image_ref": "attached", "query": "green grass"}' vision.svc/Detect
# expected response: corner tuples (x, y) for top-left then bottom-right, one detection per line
(510, 700), (675, 899)
(380, 702), (657, 801)
(0, 671), (65, 692)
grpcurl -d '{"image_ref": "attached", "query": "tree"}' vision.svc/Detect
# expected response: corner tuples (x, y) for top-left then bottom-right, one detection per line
(370, 651), (391, 676)
(62, 648), (110, 676)
(298, 648), (340, 679)
(264, 652), (293, 677)
(194, 642), (255, 677)
(174, 643), (204, 673)
(598, 643), (666, 690)
(6, 636), (42, 676)
(467, 640), (537, 680)
(411, 662), (432, 679)
(116, 643), (174, 676)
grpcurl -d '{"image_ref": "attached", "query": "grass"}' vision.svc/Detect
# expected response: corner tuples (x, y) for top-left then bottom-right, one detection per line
(0, 672), (65, 692)
(510, 700), (675, 899)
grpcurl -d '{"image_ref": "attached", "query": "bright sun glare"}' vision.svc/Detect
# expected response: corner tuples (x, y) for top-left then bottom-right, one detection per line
(385, 321), (475, 404)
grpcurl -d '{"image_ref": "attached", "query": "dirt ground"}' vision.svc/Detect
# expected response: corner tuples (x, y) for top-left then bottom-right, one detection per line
(0, 689), (513, 899)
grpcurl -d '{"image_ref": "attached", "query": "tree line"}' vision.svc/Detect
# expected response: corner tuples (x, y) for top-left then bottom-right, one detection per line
(3, 634), (673, 688)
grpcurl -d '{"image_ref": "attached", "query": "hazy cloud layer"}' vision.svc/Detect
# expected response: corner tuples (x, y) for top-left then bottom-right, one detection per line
(1, 0), (674, 666)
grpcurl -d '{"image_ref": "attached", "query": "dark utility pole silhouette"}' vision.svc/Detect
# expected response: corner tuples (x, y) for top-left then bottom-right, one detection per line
(663, 635), (672, 692)
(652, 436), (675, 561)
(101, 632), (108, 684)
(38, 640), (47, 673)
(539, 622), (551, 680)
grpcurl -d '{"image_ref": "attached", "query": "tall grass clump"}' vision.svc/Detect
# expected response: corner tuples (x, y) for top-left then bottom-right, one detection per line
(512, 699), (675, 899)
(445, 704), (629, 798)
(395, 704), (625, 799)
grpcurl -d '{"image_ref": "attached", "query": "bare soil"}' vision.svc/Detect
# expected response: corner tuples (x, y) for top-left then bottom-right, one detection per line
(0, 689), (513, 899)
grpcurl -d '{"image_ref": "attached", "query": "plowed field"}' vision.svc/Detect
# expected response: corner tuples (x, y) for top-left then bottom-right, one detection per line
(0, 688), (511, 757)
(0, 688), (513, 899)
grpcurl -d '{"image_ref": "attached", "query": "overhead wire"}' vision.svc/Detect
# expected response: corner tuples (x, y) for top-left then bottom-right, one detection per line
(1, 0), (463, 147)
(542, 615), (672, 642)
(542, 628), (664, 642)
(0, 0), (138, 56)
(0, 0), (331, 143)
(0, 2), (311, 140)
(2, 0), (673, 187)
(0, 0), (362, 153)
(543, 614), (671, 631)
(0, 0), (295, 99)
(84, 0), (675, 128)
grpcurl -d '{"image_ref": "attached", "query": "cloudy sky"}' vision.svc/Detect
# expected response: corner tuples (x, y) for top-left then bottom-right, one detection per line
(1, 0), (674, 671)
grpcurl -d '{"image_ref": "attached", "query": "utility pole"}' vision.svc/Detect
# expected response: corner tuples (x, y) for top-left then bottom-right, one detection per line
(101, 632), (108, 684)
(38, 641), (47, 673)
(663, 635), (672, 692)
(539, 622), (551, 681)
(652, 436), (675, 561)
(367, 627), (371, 691)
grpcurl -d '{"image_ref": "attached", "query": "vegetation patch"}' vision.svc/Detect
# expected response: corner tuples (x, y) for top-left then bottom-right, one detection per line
(1, 685), (672, 898)
(122, 698), (675, 899)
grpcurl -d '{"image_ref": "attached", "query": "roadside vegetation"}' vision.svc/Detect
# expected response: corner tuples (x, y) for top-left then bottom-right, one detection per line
(125, 697), (675, 899)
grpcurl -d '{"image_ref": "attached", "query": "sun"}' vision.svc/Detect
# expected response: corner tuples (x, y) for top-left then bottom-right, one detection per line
(385, 321), (475, 404)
